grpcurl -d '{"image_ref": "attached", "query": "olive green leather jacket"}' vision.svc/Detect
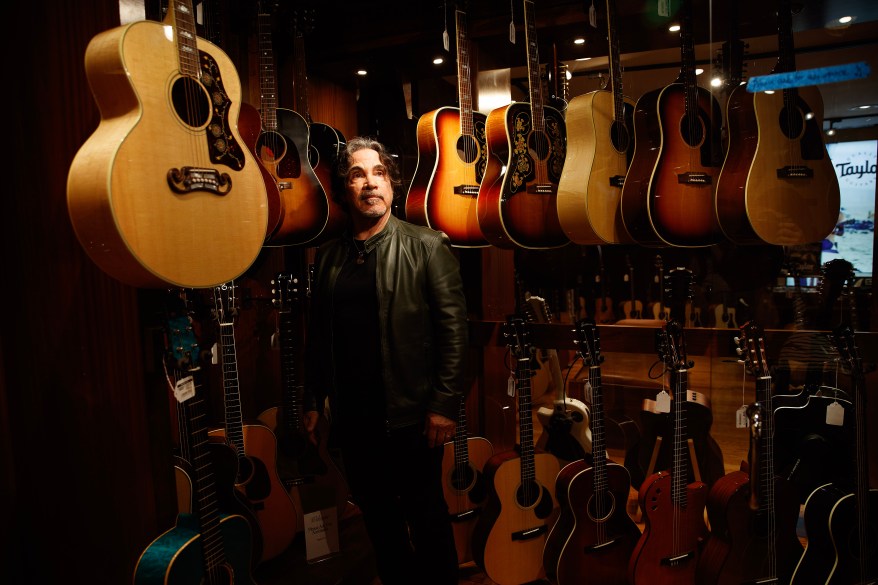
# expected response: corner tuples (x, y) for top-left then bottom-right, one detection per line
(303, 214), (469, 429)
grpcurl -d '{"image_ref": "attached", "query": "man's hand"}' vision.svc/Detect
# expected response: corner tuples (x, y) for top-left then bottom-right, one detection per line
(424, 412), (456, 448)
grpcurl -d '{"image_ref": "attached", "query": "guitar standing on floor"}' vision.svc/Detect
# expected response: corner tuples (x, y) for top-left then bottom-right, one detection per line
(619, 255), (643, 320)
(208, 282), (299, 564)
(543, 319), (641, 585)
(258, 272), (350, 537)
(472, 317), (561, 585)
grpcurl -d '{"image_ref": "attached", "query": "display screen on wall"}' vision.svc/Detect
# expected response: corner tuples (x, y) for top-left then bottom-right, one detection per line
(823, 139), (877, 278)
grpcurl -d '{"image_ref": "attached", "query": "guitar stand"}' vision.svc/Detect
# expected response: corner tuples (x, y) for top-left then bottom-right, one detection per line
(629, 435), (703, 523)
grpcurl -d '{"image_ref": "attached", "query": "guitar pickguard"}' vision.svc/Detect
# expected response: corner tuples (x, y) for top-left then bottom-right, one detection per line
(503, 110), (566, 198)
(197, 50), (247, 171)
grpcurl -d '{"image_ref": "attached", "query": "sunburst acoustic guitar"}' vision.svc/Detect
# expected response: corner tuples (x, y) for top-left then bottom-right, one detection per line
(476, 0), (568, 250)
(406, 3), (488, 248)
(67, 0), (268, 288)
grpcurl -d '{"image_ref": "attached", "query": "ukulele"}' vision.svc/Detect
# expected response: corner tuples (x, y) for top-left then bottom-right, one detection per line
(471, 317), (561, 585)
(732, 0), (840, 245)
(441, 396), (495, 564)
(696, 321), (803, 584)
(620, 0), (722, 247)
(135, 293), (258, 583)
(476, 0), (568, 250)
(628, 276), (709, 585)
(556, 0), (636, 245)
(257, 273), (350, 537)
(208, 282), (298, 564)
(543, 319), (641, 585)
(406, 2), (489, 248)
(255, 2), (331, 248)
(619, 255), (643, 320)
(67, 0), (268, 288)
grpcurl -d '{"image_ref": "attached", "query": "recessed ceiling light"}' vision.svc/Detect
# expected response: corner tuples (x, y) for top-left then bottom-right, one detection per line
(574, 38), (585, 45)
(710, 77), (722, 87)
(669, 24), (681, 32)
(695, 68), (704, 75)
(838, 15), (853, 24)
(356, 69), (368, 76)
(433, 57), (444, 65)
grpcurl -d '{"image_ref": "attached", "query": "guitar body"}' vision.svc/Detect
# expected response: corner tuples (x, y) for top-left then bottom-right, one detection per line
(257, 406), (350, 537)
(536, 397), (592, 463)
(67, 21), (268, 288)
(825, 488), (878, 584)
(441, 435), (495, 563)
(477, 102), (569, 250)
(308, 121), (349, 242)
(619, 88), (665, 247)
(548, 459), (641, 585)
(133, 513), (257, 585)
(471, 450), (561, 585)
(407, 106), (489, 247)
(208, 423), (298, 563)
(792, 482), (850, 584)
(648, 83), (723, 247)
(714, 84), (761, 243)
(696, 469), (749, 585)
(629, 471), (708, 585)
(557, 90), (636, 244)
(744, 87), (840, 245)
(262, 108), (332, 247)
(238, 101), (284, 242)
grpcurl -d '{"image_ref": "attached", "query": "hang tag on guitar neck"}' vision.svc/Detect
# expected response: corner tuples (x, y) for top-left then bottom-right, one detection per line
(589, 1), (596, 28)
(826, 401), (845, 426)
(174, 375), (196, 403)
(507, 374), (516, 397)
(655, 390), (671, 413)
(658, 0), (669, 17)
(583, 381), (593, 404)
(735, 405), (749, 428)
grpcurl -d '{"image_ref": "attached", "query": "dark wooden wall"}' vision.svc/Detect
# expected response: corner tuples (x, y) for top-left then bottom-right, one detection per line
(2, 1), (177, 581)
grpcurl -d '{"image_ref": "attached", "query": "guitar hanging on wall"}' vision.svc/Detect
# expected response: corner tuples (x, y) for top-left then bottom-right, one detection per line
(476, 0), (568, 250)
(557, 0), (636, 245)
(406, 1), (489, 248)
(67, 0), (268, 288)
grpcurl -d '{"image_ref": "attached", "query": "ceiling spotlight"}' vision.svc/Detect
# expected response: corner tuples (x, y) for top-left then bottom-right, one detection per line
(433, 57), (444, 65)
(669, 24), (681, 32)
(356, 69), (368, 76)
(710, 77), (722, 87)
(805, 111), (815, 120)
(826, 121), (836, 136)
(574, 38), (585, 45)
(838, 15), (853, 24)
(695, 68), (704, 75)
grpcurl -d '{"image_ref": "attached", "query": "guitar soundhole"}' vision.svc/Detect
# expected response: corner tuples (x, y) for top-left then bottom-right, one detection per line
(257, 131), (289, 167)
(456, 135), (480, 164)
(610, 121), (630, 154)
(678, 113), (705, 148)
(451, 463), (477, 492)
(527, 131), (551, 162)
(204, 562), (235, 584)
(778, 106), (805, 140)
(171, 77), (212, 129)
(587, 491), (616, 523)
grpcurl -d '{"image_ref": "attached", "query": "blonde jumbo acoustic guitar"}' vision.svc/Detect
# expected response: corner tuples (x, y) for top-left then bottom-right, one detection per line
(67, 0), (267, 288)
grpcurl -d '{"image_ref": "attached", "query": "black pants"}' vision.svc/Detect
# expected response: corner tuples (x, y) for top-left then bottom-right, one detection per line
(340, 424), (458, 585)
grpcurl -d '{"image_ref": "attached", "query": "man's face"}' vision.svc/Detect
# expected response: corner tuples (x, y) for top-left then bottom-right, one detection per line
(345, 148), (393, 219)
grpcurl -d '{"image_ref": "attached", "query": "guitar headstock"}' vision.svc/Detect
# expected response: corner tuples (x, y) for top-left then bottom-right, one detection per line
(736, 320), (769, 378)
(502, 316), (532, 360)
(829, 323), (863, 378)
(524, 294), (553, 325)
(211, 281), (239, 326)
(819, 258), (856, 326)
(573, 319), (604, 367)
(163, 288), (201, 372)
(271, 273), (302, 314)
(656, 319), (690, 371)
(664, 267), (694, 324)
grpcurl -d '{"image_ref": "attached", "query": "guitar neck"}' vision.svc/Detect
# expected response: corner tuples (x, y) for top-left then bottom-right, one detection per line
(278, 310), (304, 434)
(455, 8), (475, 138)
(218, 321), (247, 453)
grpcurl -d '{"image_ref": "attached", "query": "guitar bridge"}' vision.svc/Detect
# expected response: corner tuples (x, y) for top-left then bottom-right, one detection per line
(609, 175), (625, 188)
(526, 184), (557, 195)
(454, 185), (480, 196)
(660, 550), (695, 566)
(168, 166), (232, 195)
(511, 524), (548, 541)
(676, 172), (712, 185)
(777, 165), (814, 179)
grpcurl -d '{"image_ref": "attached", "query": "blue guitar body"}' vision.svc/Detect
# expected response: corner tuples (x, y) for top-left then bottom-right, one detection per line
(133, 512), (256, 584)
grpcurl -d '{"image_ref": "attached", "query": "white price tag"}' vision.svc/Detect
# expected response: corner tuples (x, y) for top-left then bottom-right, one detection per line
(509, 20), (516, 44)
(507, 374), (516, 397)
(174, 375), (196, 403)
(655, 390), (671, 413)
(443, 29), (449, 52)
(211, 342), (218, 365)
(583, 381), (593, 404)
(735, 405), (749, 428)
(658, 0), (670, 17)
(826, 401), (845, 426)
(589, 2), (597, 28)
